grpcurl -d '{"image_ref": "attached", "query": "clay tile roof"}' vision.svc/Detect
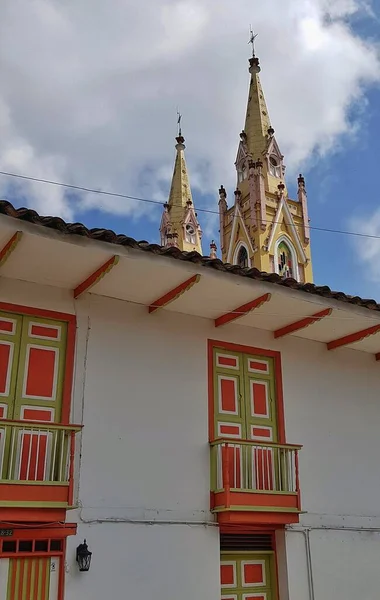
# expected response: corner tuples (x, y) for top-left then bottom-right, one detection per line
(0, 199), (379, 313)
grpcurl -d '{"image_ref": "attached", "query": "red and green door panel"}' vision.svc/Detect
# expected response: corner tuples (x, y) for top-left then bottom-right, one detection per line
(213, 347), (278, 490)
(0, 311), (68, 481)
(0, 556), (60, 599)
(221, 552), (276, 600)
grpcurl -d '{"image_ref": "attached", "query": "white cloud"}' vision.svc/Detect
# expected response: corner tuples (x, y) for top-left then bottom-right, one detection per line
(0, 0), (379, 228)
(349, 210), (380, 282)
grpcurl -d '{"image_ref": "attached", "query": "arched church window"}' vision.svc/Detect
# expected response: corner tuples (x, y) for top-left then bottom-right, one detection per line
(269, 155), (281, 178)
(185, 223), (196, 245)
(237, 245), (249, 268)
(161, 228), (168, 246)
(278, 241), (293, 278)
(237, 164), (248, 183)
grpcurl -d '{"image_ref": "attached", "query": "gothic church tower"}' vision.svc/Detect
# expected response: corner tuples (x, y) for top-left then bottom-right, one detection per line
(218, 48), (313, 283)
(160, 131), (202, 255)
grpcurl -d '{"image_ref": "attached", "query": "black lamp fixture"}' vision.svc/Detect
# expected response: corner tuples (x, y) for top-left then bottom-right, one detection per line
(76, 539), (92, 572)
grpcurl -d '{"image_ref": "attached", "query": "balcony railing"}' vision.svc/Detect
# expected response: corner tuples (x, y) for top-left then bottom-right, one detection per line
(210, 438), (302, 525)
(0, 419), (82, 519)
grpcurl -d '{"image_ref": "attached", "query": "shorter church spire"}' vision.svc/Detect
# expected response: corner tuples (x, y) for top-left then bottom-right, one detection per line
(160, 118), (202, 254)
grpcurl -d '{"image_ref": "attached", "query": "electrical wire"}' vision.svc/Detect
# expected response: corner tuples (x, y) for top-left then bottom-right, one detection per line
(109, 296), (380, 321)
(1, 168), (379, 320)
(0, 169), (378, 241)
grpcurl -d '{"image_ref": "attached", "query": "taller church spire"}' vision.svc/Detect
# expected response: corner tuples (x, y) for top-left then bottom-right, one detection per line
(160, 117), (202, 254)
(219, 36), (313, 283)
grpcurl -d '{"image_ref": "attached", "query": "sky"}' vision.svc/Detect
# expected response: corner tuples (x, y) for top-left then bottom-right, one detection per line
(1, 0), (380, 298)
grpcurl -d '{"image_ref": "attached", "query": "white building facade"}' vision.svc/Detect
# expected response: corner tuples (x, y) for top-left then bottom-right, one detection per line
(0, 208), (380, 599)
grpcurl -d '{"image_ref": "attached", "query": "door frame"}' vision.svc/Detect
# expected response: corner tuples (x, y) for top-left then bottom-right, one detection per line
(208, 339), (286, 443)
(220, 549), (278, 600)
(0, 302), (76, 424)
(0, 523), (77, 600)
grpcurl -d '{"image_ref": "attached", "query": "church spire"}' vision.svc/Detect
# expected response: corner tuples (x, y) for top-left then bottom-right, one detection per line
(218, 34), (313, 284)
(244, 31), (272, 162)
(160, 117), (202, 254)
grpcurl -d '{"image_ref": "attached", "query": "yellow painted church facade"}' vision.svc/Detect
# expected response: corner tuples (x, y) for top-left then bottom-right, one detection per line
(161, 50), (313, 283)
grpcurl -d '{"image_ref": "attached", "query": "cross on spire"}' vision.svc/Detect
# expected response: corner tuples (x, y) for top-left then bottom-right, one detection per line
(177, 110), (182, 137)
(248, 26), (258, 57)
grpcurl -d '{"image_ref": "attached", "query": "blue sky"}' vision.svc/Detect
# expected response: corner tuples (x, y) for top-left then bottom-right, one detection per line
(1, 0), (380, 299)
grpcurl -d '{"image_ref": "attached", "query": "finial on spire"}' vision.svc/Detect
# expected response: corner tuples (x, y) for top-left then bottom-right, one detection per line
(177, 109), (182, 137)
(175, 109), (185, 146)
(248, 26), (258, 58)
(298, 173), (306, 188)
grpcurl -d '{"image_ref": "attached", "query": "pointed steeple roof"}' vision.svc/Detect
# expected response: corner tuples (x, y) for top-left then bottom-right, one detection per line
(167, 135), (193, 226)
(160, 130), (202, 254)
(244, 55), (272, 160)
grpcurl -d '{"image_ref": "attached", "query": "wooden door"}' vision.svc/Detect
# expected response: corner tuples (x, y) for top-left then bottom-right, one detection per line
(0, 556), (60, 600)
(221, 552), (276, 600)
(213, 349), (246, 489)
(243, 354), (277, 491)
(213, 347), (279, 491)
(0, 311), (68, 481)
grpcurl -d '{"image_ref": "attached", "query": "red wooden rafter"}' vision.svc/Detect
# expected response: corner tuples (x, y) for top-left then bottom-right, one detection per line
(73, 255), (119, 299)
(214, 293), (271, 328)
(273, 308), (332, 339)
(0, 231), (23, 267)
(148, 274), (201, 314)
(327, 324), (380, 351)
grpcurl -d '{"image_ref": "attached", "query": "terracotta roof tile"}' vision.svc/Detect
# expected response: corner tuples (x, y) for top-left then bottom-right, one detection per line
(0, 199), (379, 313)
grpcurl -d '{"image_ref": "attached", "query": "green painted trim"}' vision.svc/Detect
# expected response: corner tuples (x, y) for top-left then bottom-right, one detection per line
(213, 486), (297, 495)
(14, 314), (68, 421)
(2, 423), (81, 431)
(212, 505), (300, 513)
(221, 550), (275, 556)
(0, 500), (68, 507)
(0, 479), (69, 486)
(210, 439), (302, 450)
(0, 312), (23, 480)
(220, 551), (276, 599)
(230, 488), (298, 495)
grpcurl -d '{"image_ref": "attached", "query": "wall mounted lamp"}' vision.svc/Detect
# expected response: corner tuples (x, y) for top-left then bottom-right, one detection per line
(76, 539), (92, 572)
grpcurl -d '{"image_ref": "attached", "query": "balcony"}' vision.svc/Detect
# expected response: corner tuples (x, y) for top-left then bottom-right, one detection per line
(210, 439), (302, 526)
(0, 419), (81, 521)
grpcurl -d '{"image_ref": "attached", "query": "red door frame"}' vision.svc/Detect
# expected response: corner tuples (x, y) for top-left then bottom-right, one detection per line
(212, 340), (286, 600)
(219, 524), (281, 600)
(207, 339), (286, 443)
(0, 523), (77, 600)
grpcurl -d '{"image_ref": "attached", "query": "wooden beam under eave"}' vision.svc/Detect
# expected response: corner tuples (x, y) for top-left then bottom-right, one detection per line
(274, 308), (332, 339)
(73, 255), (120, 299)
(327, 324), (380, 351)
(0, 231), (23, 267)
(148, 274), (201, 314)
(214, 293), (272, 328)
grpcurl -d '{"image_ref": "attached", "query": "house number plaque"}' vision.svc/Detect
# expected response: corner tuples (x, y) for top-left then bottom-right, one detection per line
(0, 529), (13, 536)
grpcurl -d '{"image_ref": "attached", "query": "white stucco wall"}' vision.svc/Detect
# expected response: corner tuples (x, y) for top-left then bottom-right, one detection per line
(2, 277), (380, 599)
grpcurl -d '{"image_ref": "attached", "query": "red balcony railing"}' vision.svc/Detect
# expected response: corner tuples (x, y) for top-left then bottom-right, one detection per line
(210, 438), (302, 525)
(0, 419), (81, 521)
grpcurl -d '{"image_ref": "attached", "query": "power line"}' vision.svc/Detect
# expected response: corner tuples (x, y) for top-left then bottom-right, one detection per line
(0, 169), (377, 241)
(123, 296), (380, 320)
